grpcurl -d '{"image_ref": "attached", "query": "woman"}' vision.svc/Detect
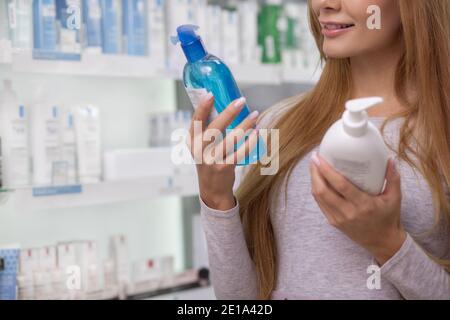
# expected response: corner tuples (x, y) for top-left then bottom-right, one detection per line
(188, 0), (450, 299)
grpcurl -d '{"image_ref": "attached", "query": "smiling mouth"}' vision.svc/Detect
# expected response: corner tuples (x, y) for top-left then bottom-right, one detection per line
(322, 23), (355, 30)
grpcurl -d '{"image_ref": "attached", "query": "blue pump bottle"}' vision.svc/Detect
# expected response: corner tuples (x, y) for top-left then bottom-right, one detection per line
(171, 25), (266, 166)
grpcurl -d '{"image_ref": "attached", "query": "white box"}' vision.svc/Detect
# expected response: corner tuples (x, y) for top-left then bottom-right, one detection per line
(110, 235), (131, 287)
(19, 248), (40, 274)
(205, 5), (222, 57)
(193, 0), (207, 37)
(103, 148), (176, 181)
(221, 9), (240, 64)
(148, 0), (167, 69)
(61, 240), (101, 293)
(56, 243), (77, 269)
(38, 246), (57, 271)
(238, 0), (260, 64)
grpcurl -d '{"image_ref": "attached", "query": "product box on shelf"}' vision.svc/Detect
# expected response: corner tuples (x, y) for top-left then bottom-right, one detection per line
(0, 244), (20, 300)
(221, 8), (239, 65)
(110, 235), (131, 294)
(73, 105), (101, 184)
(82, 0), (102, 53)
(147, 0), (166, 68)
(103, 147), (176, 181)
(56, 0), (82, 55)
(101, 0), (122, 54)
(122, 0), (147, 56)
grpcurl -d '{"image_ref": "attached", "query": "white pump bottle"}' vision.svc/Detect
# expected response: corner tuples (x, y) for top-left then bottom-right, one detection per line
(319, 97), (389, 195)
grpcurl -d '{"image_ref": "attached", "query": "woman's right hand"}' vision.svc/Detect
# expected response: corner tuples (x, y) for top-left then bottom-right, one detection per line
(187, 93), (260, 211)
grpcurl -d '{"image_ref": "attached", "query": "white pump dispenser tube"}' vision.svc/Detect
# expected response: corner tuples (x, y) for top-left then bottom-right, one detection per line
(319, 97), (389, 195)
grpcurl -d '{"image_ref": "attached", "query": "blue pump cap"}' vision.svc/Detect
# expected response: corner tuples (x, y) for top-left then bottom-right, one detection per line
(171, 25), (208, 63)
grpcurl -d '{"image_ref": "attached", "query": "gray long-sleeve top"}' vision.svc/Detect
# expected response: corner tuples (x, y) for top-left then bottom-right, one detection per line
(200, 102), (450, 300)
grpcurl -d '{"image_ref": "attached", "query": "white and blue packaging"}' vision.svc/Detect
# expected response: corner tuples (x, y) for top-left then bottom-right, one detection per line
(100, 0), (122, 54)
(123, 0), (147, 56)
(82, 0), (102, 52)
(56, 0), (82, 56)
(32, 0), (58, 55)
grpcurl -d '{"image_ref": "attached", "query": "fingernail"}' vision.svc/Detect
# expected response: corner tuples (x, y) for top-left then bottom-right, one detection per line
(248, 110), (259, 120)
(203, 92), (213, 102)
(391, 157), (397, 172)
(234, 97), (246, 109)
(311, 151), (321, 167)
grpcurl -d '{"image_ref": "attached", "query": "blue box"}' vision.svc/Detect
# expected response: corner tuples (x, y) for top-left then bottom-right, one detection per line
(122, 0), (147, 56)
(101, 0), (121, 54)
(0, 246), (20, 300)
(33, 0), (58, 51)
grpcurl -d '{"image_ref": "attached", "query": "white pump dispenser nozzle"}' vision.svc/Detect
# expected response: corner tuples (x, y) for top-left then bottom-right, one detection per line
(343, 97), (383, 136)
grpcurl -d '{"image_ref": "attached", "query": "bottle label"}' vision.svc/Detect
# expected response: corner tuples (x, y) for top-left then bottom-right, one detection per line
(185, 87), (209, 110)
(332, 157), (371, 191)
(10, 118), (28, 148)
(8, 2), (17, 29)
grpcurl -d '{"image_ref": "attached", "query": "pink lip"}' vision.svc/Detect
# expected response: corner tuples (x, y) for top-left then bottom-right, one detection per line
(320, 21), (355, 38)
(321, 27), (353, 38)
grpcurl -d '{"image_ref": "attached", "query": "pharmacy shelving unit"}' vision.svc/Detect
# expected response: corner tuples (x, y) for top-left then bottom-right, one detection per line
(1, 49), (321, 85)
(0, 42), (320, 300)
(3, 170), (199, 211)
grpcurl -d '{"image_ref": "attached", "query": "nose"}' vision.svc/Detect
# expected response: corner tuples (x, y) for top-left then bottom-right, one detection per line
(316, 0), (341, 14)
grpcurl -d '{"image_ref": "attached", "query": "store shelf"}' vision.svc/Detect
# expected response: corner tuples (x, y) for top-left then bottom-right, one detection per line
(10, 50), (161, 79)
(7, 172), (199, 211)
(3, 48), (320, 85)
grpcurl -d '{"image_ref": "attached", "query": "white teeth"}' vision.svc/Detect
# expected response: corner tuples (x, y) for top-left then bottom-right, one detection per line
(325, 24), (353, 30)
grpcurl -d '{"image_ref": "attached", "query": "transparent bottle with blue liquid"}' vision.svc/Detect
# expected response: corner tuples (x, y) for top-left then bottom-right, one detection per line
(171, 25), (266, 166)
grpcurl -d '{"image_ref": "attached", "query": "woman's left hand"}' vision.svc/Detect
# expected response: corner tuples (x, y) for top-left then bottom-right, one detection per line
(310, 152), (407, 266)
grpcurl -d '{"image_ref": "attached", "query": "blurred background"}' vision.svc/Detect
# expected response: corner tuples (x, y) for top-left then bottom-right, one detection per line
(0, 0), (320, 300)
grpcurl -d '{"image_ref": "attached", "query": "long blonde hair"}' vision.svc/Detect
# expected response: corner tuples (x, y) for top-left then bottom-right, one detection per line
(236, 0), (450, 299)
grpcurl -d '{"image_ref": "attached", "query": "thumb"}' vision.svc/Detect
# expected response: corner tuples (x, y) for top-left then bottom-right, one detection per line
(382, 158), (401, 197)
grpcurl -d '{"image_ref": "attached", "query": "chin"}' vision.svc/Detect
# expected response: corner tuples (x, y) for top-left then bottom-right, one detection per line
(323, 45), (355, 59)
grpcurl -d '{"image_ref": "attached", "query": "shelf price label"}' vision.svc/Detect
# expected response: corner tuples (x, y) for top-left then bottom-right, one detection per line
(32, 185), (83, 197)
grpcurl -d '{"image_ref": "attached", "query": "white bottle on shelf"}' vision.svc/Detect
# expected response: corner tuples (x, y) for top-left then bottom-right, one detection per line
(281, 3), (302, 70)
(221, 8), (240, 65)
(0, 79), (31, 188)
(147, 0), (167, 68)
(319, 97), (389, 195)
(30, 87), (62, 186)
(61, 108), (78, 185)
(205, 4), (222, 59)
(73, 105), (101, 184)
(7, 0), (33, 50)
(0, 1), (9, 41)
(165, 0), (191, 72)
(237, 0), (260, 65)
